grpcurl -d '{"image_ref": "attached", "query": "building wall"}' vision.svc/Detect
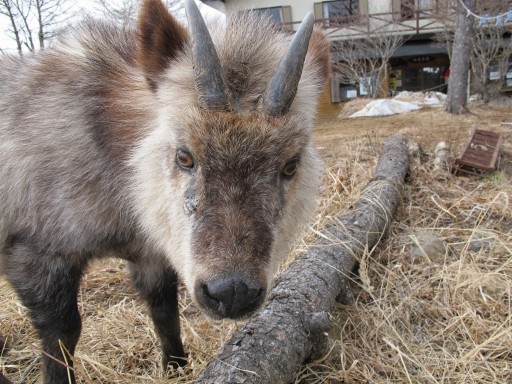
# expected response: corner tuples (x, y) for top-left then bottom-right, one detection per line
(223, 0), (391, 19)
(216, 1), (452, 119)
(369, 0), (391, 13)
(221, 1), (447, 37)
(205, 1), (313, 22)
(223, 0), (312, 27)
(317, 80), (341, 121)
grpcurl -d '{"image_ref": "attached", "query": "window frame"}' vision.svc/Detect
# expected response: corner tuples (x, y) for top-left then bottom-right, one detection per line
(319, 0), (361, 27)
(252, 6), (292, 29)
(399, 0), (440, 21)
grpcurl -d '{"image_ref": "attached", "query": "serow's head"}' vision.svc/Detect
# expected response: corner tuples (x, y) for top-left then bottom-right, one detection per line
(135, 0), (329, 320)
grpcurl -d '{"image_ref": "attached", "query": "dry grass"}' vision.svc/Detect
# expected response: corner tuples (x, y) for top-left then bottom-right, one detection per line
(1, 102), (511, 383)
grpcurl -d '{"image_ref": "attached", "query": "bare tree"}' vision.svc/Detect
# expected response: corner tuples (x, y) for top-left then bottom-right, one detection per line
(33, 0), (70, 48)
(445, 0), (475, 114)
(471, 1), (512, 103)
(92, 0), (139, 28)
(434, 0), (512, 103)
(92, 0), (182, 28)
(0, 0), (72, 55)
(431, 1), (457, 62)
(0, 0), (24, 55)
(332, 31), (407, 99)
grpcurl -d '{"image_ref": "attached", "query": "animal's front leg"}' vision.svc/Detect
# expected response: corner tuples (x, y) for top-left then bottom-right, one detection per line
(0, 372), (13, 384)
(128, 260), (187, 371)
(4, 242), (84, 384)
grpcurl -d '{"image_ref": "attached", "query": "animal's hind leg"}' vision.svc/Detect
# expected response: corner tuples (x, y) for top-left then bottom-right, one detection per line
(4, 243), (84, 384)
(129, 260), (187, 371)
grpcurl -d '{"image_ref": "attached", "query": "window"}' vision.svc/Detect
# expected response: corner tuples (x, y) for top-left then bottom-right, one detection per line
(402, 65), (445, 91)
(398, 0), (439, 20)
(400, 0), (414, 19)
(253, 7), (283, 24)
(323, 0), (359, 19)
(252, 6), (292, 29)
(322, 1), (359, 26)
(417, 0), (437, 10)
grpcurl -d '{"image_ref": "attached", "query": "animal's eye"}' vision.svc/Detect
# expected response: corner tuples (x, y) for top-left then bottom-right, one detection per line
(282, 158), (299, 179)
(176, 149), (195, 170)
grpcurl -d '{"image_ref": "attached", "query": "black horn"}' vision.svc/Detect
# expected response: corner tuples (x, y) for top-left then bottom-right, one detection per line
(262, 12), (315, 117)
(185, 0), (229, 111)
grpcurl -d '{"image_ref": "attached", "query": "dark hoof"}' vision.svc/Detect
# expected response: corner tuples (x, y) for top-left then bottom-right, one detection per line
(163, 354), (188, 375)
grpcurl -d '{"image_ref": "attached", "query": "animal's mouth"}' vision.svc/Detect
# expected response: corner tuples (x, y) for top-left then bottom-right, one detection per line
(194, 276), (266, 320)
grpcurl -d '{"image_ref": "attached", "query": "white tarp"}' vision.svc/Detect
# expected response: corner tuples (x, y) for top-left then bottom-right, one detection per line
(349, 99), (421, 118)
(348, 91), (447, 118)
(394, 91), (447, 106)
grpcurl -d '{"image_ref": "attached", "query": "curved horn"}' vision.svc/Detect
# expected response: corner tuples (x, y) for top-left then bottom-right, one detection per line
(185, 0), (229, 111)
(262, 12), (315, 117)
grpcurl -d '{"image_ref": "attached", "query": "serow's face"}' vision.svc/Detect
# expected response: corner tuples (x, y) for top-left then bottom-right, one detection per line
(154, 0), (326, 320)
(171, 113), (311, 320)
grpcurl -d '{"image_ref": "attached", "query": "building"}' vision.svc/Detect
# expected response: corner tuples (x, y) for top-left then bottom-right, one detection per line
(202, 0), (454, 119)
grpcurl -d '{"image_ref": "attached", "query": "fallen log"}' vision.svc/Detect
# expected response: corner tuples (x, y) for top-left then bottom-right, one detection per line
(195, 134), (409, 384)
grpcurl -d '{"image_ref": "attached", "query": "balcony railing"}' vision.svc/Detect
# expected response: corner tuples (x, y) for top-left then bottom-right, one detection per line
(282, 7), (456, 39)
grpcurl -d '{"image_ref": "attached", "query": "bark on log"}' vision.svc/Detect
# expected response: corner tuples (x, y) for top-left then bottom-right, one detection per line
(195, 134), (410, 384)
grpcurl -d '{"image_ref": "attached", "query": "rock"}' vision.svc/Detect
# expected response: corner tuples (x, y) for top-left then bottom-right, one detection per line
(434, 141), (451, 171)
(407, 140), (428, 166)
(469, 232), (494, 251)
(400, 231), (447, 264)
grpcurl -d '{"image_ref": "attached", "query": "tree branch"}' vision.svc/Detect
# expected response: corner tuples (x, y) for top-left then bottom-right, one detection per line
(0, 0), (24, 55)
(332, 30), (407, 98)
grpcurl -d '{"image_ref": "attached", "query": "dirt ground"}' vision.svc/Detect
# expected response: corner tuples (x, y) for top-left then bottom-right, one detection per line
(1, 101), (511, 383)
(315, 102), (512, 170)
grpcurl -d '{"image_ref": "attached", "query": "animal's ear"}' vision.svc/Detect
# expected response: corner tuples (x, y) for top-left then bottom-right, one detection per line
(307, 29), (331, 89)
(138, 0), (188, 88)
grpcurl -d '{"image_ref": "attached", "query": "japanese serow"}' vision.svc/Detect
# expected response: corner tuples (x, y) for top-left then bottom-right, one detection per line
(0, 0), (329, 382)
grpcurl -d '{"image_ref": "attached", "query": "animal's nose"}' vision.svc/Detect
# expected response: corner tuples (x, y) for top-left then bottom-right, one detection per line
(197, 277), (265, 319)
